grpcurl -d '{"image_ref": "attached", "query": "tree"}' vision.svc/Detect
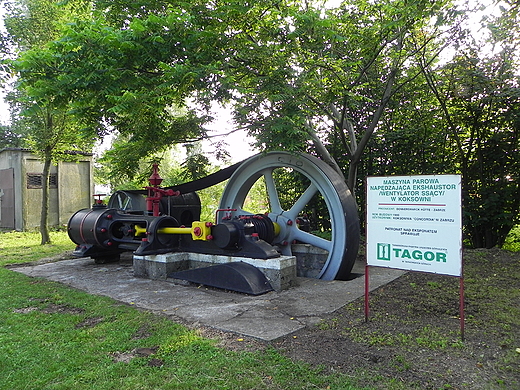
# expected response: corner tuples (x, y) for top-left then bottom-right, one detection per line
(3, 0), (95, 244)
(350, 69), (457, 224)
(12, 12), (214, 180)
(404, 0), (520, 247)
(220, 0), (458, 193)
(23, 0), (458, 191)
(420, 47), (520, 247)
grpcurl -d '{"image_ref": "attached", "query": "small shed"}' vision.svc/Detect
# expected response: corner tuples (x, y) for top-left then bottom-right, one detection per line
(0, 148), (93, 230)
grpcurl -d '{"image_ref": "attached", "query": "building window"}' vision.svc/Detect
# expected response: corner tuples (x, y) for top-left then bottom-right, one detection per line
(27, 174), (42, 188)
(49, 174), (58, 188)
(27, 173), (58, 189)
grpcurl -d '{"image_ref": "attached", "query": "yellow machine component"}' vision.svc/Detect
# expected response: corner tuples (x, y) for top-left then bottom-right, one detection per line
(157, 227), (192, 234)
(134, 222), (212, 241)
(190, 221), (213, 241)
(134, 224), (148, 236)
(272, 222), (281, 237)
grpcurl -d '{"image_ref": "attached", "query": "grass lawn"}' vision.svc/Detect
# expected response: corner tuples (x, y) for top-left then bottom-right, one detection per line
(0, 231), (361, 390)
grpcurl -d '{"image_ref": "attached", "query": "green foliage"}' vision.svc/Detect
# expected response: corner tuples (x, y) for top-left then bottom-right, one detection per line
(502, 225), (520, 252)
(96, 140), (216, 189)
(3, 0), (97, 162)
(96, 138), (195, 190)
(5, 5), (217, 184)
(181, 143), (210, 181)
(5, 0), (456, 179)
(2, 0), (91, 49)
(197, 182), (227, 222)
(434, 50), (520, 248)
(95, 143), (247, 223)
(2, 0), (99, 244)
(0, 124), (23, 148)
(225, 0), (453, 162)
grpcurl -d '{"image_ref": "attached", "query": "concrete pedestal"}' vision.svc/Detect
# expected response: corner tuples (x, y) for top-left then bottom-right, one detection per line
(292, 244), (329, 278)
(133, 252), (297, 291)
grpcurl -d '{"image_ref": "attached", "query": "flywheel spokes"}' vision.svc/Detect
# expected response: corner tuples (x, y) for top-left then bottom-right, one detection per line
(218, 152), (359, 280)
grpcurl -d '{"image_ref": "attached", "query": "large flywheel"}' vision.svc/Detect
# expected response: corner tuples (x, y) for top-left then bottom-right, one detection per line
(218, 152), (360, 280)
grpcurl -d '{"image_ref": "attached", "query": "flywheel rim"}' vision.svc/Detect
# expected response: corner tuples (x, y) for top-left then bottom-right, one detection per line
(218, 152), (359, 280)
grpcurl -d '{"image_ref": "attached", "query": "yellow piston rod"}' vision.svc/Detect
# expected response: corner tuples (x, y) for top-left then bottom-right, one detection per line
(135, 221), (281, 241)
(134, 225), (190, 236)
(158, 227), (192, 234)
(135, 221), (213, 241)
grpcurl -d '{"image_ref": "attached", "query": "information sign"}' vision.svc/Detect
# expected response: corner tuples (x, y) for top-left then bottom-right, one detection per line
(366, 175), (462, 276)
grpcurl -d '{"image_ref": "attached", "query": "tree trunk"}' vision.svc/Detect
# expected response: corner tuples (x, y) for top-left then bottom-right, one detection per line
(40, 155), (51, 245)
(305, 122), (345, 179)
(347, 67), (398, 193)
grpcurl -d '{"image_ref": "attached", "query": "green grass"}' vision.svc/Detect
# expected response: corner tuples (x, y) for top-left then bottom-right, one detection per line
(0, 230), (73, 265)
(502, 225), (520, 251)
(0, 231), (362, 390)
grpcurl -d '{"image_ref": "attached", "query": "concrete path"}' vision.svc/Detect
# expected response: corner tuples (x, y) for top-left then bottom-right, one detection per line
(11, 258), (405, 341)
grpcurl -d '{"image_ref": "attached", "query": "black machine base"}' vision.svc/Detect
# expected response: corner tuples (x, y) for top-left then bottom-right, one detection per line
(169, 262), (274, 295)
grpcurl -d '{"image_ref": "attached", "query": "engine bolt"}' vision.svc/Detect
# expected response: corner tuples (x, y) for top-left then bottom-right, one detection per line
(193, 227), (202, 236)
(287, 220), (293, 226)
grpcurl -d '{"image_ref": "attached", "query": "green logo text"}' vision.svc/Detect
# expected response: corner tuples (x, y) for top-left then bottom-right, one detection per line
(377, 243), (447, 262)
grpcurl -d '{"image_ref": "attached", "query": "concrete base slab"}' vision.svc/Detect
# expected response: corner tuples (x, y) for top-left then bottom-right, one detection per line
(10, 258), (405, 341)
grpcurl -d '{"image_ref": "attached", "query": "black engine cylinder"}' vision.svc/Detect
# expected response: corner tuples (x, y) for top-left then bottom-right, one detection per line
(67, 208), (114, 248)
(68, 207), (156, 250)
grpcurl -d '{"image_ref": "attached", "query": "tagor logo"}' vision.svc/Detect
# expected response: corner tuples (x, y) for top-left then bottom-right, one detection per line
(377, 243), (391, 260)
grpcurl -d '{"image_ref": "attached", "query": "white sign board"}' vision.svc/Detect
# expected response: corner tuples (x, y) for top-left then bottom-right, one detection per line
(366, 175), (462, 277)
